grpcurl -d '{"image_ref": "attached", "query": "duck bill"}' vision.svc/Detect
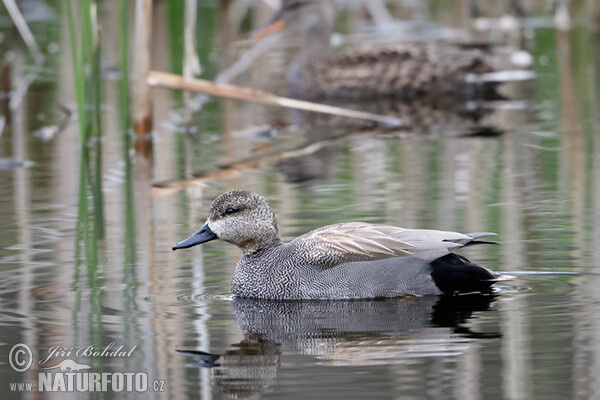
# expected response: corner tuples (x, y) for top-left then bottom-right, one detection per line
(172, 223), (217, 251)
(251, 19), (285, 40)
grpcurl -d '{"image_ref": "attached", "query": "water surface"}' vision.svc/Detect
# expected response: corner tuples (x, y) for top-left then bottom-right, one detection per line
(1, 1), (600, 399)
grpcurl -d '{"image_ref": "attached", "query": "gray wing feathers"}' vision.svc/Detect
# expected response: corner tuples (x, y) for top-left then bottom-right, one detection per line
(408, 241), (463, 262)
(447, 232), (497, 245)
(292, 223), (496, 269)
(292, 223), (414, 268)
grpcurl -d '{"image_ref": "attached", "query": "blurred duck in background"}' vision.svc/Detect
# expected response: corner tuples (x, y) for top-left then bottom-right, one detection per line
(253, 0), (533, 103)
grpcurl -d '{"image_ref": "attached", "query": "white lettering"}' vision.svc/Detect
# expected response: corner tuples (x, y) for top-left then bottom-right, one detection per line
(39, 373), (53, 391)
(10, 382), (34, 392)
(101, 373), (112, 391)
(135, 373), (147, 391)
(39, 346), (73, 365)
(89, 373), (101, 391)
(112, 372), (124, 392)
(64, 373), (75, 391)
(37, 372), (150, 392)
(127, 345), (137, 356)
(76, 372), (88, 392)
(52, 373), (66, 391)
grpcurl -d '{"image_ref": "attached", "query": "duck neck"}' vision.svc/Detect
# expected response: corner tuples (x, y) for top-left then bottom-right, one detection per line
(239, 234), (282, 256)
(299, 25), (332, 59)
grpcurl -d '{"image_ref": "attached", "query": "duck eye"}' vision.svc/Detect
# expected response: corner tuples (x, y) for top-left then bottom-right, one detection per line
(224, 208), (236, 215)
(286, 1), (307, 11)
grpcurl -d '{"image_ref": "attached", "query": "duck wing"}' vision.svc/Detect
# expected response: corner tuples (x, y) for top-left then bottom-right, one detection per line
(289, 222), (495, 269)
(298, 42), (493, 101)
(385, 229), (496, 262)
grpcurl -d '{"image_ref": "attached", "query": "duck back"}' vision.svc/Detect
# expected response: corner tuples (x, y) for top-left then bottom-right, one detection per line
(289, 42), (495, 102)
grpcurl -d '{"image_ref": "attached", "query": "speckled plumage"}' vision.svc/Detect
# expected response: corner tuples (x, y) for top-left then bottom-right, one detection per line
(173, 190), (507, 300)
(289, 42), (494, 102)
(263, 0), (497, 102)
(233, 247), (441, 299)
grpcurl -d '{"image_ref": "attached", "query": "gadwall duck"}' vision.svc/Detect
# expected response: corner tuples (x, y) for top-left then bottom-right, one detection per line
(253, 0), (529, 102)
(173, 190), (508, 299)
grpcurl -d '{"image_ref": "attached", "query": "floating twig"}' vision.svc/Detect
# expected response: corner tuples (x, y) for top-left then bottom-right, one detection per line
(151, 136), (341, 197)
(147, 70), (403, 127)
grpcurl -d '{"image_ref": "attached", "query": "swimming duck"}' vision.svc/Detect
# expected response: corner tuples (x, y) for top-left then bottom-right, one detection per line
(172, 190), (507, 299)
(253, 0), (515, 102)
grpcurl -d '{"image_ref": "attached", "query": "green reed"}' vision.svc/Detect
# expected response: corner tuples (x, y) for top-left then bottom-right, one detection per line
(65, 0), (105, 243)
(118, 0), (131, 129)
(66, 0), (106, 356)
(117, 0), (137, 269)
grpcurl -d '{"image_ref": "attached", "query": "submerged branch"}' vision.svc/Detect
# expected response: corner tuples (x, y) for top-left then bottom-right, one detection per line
(152, 153), (277, 197)
(151, 136), (339, 197)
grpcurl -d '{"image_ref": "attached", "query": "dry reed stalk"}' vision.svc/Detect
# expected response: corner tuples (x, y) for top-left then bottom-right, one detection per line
(147, 70), (403, 127)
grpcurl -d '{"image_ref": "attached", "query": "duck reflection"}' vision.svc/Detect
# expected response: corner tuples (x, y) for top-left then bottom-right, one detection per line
(276, 99), (503, 184)
(179, 295), (498, 397)
(290, 98), (502, 136)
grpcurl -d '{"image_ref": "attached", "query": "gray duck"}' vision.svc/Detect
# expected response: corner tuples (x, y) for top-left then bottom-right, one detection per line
(172, 190), (509, 300)
(253, 0), (514, 102)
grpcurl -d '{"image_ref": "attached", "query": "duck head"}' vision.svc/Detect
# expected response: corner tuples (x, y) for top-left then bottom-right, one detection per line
(172, 190), (281, 255)
(252, 0), (335, 41)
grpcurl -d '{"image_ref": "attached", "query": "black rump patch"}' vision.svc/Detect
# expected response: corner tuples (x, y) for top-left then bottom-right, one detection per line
(430, 253), (498, 294)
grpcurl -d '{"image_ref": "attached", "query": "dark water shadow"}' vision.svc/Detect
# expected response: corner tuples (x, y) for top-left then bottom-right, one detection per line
(289, 98), (504, 136)
(275, 96), (517, 184)
(178, 294), (498, 397)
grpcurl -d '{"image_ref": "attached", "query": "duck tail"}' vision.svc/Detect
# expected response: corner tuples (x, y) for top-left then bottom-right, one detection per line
(473, 70), (537, 84)
(466, 70), (535, 100)
(444, 232), (497, 247)
(461, 239), (498, 247)
(430, 253), (504, 294)
(487, 273), (516, 282)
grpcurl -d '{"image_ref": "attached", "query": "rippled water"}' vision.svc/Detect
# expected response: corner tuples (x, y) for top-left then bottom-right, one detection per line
(1, 1), (600, 399)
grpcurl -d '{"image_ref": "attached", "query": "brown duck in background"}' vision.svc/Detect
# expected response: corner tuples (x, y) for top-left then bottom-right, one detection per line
(254, 0), (532, 102)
